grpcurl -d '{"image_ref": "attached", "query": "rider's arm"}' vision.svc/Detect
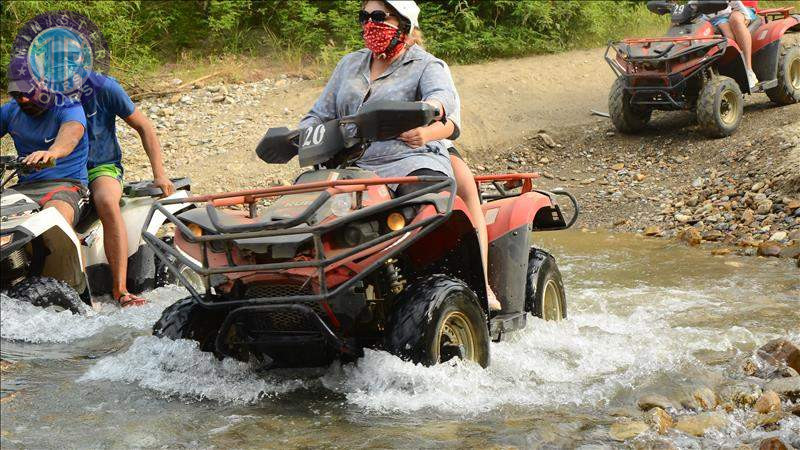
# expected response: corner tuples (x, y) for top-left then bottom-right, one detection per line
(418, 59), (461, 140)
(22, 120), (85, 165)
(1, 102), (10, 137)
(124, 109), (174, 196)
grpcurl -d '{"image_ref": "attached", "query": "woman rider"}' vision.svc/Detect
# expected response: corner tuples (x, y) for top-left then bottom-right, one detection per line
(299, 0), (501, 310)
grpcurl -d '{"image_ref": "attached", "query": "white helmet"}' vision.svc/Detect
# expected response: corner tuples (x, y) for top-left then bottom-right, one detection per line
(386, 0), (420, 33)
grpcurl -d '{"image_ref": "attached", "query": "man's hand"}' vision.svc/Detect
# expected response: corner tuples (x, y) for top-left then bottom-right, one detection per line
(153, 176), (175, 197)
(398, 127), (430, 149)
(22, 150), (57, 166)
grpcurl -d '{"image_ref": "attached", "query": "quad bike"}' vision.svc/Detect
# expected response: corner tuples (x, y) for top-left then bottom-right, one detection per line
(0, 155), (192, 313)
(148, 101), (578, 368)
(606, 0), (800, 137)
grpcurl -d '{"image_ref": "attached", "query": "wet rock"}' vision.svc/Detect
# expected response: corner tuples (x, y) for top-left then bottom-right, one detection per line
(754, 391), (781, 414)
(643, 407), (673, 434)
(638, 394), (677, 411)
(758, 339), (800, 373)
(748, 412), (785, 430)
(711, 248), (732, 256)
(674, 412), (726, 436)
(644, 226), (662, 237)
(764, 377), (800, 401)
(678, 228), (702, 246)
(609, 420), (649, 441)
(780, 243), (800, 259)
(692, 387), (718, 410)
(758, 438), (789, 450)
(757, 241), (782, 257)
(728, 384), (763, 407)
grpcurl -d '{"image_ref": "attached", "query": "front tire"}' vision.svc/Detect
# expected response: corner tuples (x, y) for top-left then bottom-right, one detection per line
(766, 42), (800, 105)
(525, 249), (566, 320)
(609, 76), (652, 134)
(5, 276), (90, 314)
(697, 75), (743, 138)
(384, 275), (490, 367)
(153, 297), (223, 354)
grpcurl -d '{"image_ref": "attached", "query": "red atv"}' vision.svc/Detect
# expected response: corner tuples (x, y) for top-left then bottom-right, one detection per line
(145, 101), (578, 369)
(606, 0), (800, 137)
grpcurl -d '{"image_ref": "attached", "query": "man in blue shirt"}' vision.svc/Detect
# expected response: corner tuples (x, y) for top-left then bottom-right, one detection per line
(1, 82), (89, 227)
(82, 74), (174, 307)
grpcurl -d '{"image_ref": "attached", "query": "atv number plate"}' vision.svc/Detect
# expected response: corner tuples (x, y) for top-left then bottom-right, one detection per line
(298, 119), (346, 167)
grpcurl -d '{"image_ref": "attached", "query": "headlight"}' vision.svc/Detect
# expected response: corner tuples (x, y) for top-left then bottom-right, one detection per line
(0, 234), (12, 246)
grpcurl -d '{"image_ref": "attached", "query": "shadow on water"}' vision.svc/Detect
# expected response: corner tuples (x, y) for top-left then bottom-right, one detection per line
(1, 231), (798, 448)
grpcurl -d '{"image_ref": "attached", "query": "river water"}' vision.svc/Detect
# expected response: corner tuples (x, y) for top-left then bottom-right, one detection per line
(1, 231), (798, 448)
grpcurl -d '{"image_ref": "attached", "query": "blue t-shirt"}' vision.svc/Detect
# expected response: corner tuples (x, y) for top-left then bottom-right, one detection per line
(83, 75), (136, 169)
(1, 100), (89, 185)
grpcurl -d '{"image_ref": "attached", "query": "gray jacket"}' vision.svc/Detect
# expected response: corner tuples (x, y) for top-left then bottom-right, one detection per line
(299, 45), (460, 179)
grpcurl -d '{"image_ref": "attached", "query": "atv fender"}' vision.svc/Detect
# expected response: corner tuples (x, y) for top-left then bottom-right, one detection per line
(405, 198), (488, 311)
(482, 191), (556, 242)
(751, 16), (800, 82)
(718, 40), (750, 94)
(11, 208), (87, 294)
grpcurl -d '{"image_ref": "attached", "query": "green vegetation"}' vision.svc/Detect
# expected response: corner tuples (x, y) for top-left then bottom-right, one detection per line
(2, 0), (798, 86)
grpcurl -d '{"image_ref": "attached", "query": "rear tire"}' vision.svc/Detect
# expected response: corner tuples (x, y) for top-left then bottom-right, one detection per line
(525, 249), (566, 320)
(766, 42), (800, 105)
(153, 297), (223, 354)
(5, 276), (90, 314)
(697, 75), (742, 138)
(609, 76), (652, 134)
(384, 275), (490, 368)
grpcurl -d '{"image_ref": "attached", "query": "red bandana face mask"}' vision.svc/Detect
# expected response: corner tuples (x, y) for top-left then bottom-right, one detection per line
(362, 21), (407, 59)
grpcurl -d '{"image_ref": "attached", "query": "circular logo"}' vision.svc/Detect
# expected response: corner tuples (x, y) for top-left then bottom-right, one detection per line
(9, 11), (110, 109)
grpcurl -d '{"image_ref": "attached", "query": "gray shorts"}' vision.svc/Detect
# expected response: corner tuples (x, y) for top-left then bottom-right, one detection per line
(12, 179), (89, 226)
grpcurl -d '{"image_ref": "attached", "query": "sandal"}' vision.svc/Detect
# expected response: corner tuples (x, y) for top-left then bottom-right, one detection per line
(116, 292), (147, 308)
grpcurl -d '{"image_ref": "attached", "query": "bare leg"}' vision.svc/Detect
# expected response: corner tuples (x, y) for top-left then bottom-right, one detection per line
(91, 176), (144, 305)
(450, 155), (501, 311)
(43, 199), (75, 227)
(718, 22), (735, 42)
(729, 11), (753, 69)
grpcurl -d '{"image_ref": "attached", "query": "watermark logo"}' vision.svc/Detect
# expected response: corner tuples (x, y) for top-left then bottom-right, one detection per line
(9, 11), (110, 108)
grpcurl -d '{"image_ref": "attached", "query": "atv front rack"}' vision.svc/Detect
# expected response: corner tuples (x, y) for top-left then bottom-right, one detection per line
(142, 176), (456, 307)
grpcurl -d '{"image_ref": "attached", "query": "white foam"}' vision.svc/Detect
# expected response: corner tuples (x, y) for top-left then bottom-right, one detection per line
(0, 285), (187, 343)
(79, 336), (304, 403)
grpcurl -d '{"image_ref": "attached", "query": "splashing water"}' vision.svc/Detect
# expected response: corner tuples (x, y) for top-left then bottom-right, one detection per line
(79, 336), (305, 403)
(2, 231), (799, 448)
(0, 285), (187, 343)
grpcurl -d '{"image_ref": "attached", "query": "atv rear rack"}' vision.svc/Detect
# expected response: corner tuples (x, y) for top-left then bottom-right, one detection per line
(143, 175), (457, 308)
(605, 38), (727, 109)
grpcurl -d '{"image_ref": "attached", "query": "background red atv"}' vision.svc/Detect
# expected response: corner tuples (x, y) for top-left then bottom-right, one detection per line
(145, 101), (578, 369)
(606, 0), (800, 137)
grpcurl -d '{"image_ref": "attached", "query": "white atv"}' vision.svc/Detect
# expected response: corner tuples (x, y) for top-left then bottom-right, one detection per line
(0, 155), (192, 313)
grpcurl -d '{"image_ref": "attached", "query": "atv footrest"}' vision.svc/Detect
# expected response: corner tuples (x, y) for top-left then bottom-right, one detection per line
(490, 312), (527, 341)
(215, 304), (348, 358)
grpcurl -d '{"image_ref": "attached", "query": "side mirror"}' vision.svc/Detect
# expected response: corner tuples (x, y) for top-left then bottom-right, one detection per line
(646, 1), (674, 15)
(344, 100), (438, 141)
(255, 127), (300, 164)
